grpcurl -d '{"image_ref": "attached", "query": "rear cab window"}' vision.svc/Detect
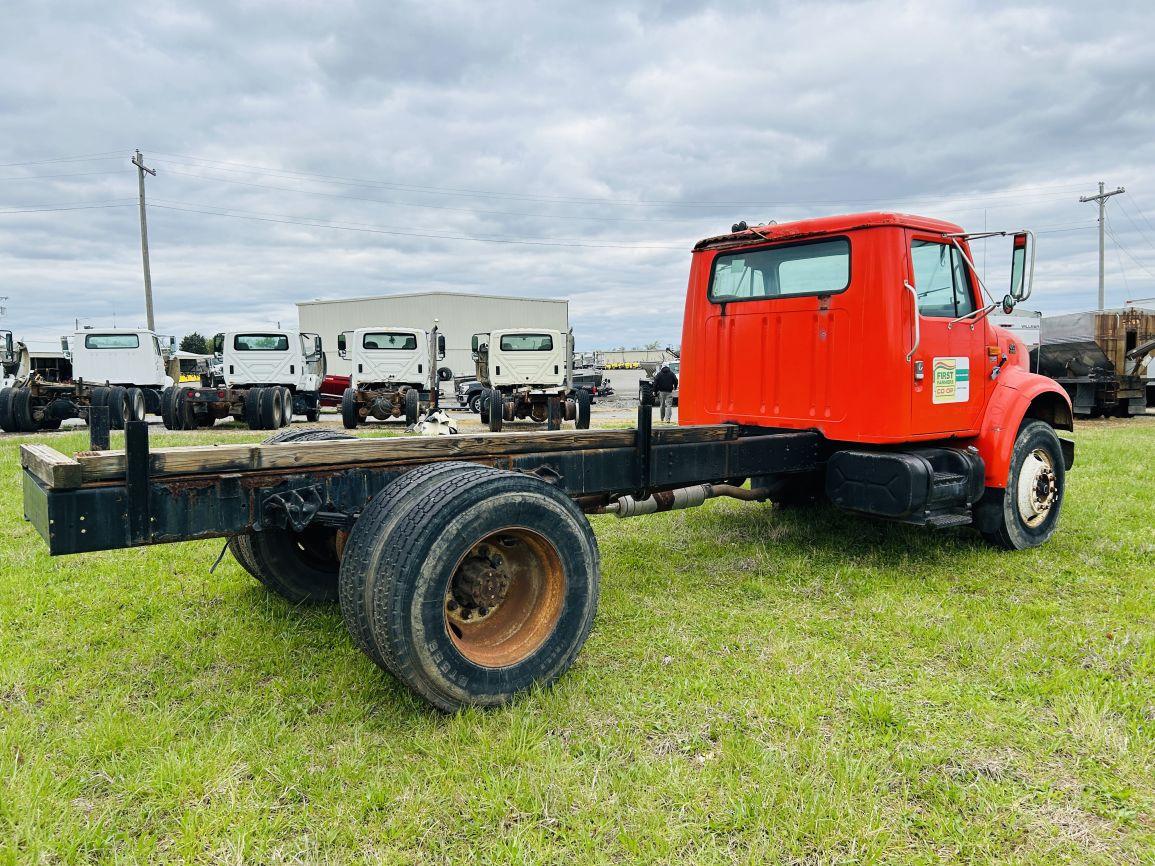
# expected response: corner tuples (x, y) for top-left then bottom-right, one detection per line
(362, 332), (417, 350)
(910, 240), (977, 318)
(85, 334), (139, 349)
(709, 237), (851, 302)
(233, 334), (290, 352)
(500, 334), (554, 351)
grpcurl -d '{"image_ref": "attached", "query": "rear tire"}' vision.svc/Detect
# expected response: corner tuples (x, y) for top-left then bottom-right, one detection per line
(259, 386), (282, 430)
(404, 388), (420, 426)
(341, 387), (360, 429)
(125, 387), (146, 423)
(227, 428), (356, 602)
(575, 389), (591, 429)
(12, 388), (36, 432)
(107, 386), (129, 430)
(349, 464), (600, 711)
(976, 420), (1065, 550)
(244, 388), (263, 430)
(160, 386), (179, 430)
(280, 387), (293, 426)
(0, 387), (15, 432)
(488, 392), (503, 432)
(339, 461), (481, 670)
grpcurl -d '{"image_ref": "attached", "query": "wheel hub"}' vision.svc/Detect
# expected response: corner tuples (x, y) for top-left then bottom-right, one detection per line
(447, 546), (510, 623)
(1016, 449), (1057, 527)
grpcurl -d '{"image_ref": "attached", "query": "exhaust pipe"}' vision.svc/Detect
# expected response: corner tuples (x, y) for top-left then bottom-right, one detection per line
(604, 483), (765, 518)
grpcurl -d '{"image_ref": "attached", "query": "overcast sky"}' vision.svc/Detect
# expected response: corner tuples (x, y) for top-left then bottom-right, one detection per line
(2, 0), (1154, 350)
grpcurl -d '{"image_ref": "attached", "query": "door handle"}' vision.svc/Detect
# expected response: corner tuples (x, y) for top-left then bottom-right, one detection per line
(904, 280), (920, 362)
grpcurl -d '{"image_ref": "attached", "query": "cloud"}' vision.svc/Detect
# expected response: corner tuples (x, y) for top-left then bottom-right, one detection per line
(1, 0), (1154, 349)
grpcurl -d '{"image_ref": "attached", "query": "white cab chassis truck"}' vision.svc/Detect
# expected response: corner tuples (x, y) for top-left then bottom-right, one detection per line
(473, 328), (590, 432)
(0, 329), (175, 432)
(162, 330), (324, 431)
(338, 324), (450, 428)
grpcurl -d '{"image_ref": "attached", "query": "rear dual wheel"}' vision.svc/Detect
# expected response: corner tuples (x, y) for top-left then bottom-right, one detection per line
(339, 462), (600, 711)
(228, 428), (356, 602)
(0, 387), (37, 433)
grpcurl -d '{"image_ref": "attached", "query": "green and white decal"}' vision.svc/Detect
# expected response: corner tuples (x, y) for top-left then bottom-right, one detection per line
(931, 356), (970, 404)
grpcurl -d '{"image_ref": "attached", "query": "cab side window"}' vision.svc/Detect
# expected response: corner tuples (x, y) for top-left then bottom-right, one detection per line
(910, 240), (976, 318)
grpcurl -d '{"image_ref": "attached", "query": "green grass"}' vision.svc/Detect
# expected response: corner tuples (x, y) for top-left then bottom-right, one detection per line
(1, 420), (1153, 864)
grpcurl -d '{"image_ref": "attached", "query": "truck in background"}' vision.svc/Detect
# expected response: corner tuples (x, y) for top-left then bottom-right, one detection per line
(1032, 307), (1155, 416)
(162, 330), (324, 430)
(473, 328), (590, 431)
(338, 325), (449, 428)
(0, 328), (175, 432)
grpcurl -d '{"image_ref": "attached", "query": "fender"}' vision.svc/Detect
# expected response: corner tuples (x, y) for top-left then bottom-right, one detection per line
(975, 366), (1074, 488)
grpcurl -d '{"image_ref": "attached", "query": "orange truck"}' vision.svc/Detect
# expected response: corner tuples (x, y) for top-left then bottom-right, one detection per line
(20, 212), (1073, 711)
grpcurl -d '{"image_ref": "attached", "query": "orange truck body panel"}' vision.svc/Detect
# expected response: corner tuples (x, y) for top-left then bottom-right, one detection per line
(679, 212), (1071, 488)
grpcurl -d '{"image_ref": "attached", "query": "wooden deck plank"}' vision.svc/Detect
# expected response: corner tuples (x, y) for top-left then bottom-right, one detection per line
(20, 444), (84, 489)
(68, 425), (737, 484)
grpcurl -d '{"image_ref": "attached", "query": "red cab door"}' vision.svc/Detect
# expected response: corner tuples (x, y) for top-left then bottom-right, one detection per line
(906, 232), (989, 436)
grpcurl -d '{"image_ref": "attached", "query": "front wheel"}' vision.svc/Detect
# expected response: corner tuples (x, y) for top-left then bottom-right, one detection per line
(404, 387), (420, 426)
(341, 387), (360, 429)
(488, 391), (503, 432)
(976, 420), (1065, 550)
(345, 464), (600, 711)
(468, 392), (482, 415)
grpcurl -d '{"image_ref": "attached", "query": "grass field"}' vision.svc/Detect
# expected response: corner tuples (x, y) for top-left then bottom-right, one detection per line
(1, 419), (1153, 864)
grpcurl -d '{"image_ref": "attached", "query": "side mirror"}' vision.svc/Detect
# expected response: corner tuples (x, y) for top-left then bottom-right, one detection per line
(1009, 232), (1032, 301)
(437, 334), (446, 359)
(314, 335), (323, 359)
(470, 334), (480, 352)
(212, 334), (224, 355)
(1002, 294), (1016, 315)
(337, 333), (347, 358)
(61, 336), (71, 359)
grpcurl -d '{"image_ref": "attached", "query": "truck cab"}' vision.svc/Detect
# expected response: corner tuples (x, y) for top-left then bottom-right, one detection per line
(213, 330), (324, 392)
(472, 329), (570, 389)
(64, 328), (174, 389)
(471, 329), (588, 431)
(681, 212), (1073, 548)
(338, 327), (441, 390)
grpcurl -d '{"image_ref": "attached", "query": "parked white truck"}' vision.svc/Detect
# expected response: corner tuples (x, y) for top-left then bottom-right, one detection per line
(472, 328), (590, 431)
(0, 328), (175, 432)
(162, 330), (324, 430)
(338, 324), (450, 428)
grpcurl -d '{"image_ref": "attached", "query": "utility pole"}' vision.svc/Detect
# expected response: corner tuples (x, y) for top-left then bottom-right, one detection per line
(132, 149), (157, 330)
(1079, 181), (1125, 310)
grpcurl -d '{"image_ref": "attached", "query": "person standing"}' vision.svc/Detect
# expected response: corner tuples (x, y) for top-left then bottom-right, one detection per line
(652, 363), (678, 423)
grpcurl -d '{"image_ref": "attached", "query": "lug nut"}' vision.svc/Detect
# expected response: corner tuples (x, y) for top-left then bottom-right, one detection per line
(446, 599), (458, 611)
(478, 606), (489, 616)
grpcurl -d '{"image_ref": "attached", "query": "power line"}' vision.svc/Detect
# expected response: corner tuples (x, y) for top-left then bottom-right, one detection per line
(158, 165), (690, 224)
(0, 202), (136, 215)
(0, 170), (128, 182)
(147, 199), (688, 250)
(1104, 223), (1155, 280)
(1114, 196), (1155, 254)
(0, 151), (125, 168)
(148, 151), (1091, 210)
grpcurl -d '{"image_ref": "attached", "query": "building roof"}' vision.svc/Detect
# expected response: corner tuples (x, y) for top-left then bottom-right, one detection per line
(694, 211), (967, 251)
(297, 290), (568, 307)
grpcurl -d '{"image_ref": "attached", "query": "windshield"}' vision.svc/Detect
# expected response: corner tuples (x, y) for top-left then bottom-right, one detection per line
(500, 333), (553, 352)
(85, 334), (140, 349)
(709, 238), (850, 301)
(233, 334), (289, 352)
(362, 332), (417, 350)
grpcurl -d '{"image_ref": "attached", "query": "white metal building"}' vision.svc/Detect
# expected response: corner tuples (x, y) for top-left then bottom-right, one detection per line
(297, 291), (569, 378)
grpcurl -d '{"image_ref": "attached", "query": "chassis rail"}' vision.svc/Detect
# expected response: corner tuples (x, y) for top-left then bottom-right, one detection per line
(21, 393), (820, 556)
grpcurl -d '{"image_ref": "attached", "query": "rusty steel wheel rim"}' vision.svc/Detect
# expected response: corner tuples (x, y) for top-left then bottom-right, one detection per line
(445, 527), (565, 668)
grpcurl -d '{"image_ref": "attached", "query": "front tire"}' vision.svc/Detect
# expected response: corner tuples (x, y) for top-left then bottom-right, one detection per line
(575, 389), (591, 429)
(468, 391), (482, 415)
(341, 387), (360, 429)
(976, 420), (1065, 550)
(488, 392), (503, 432)
(404, 387), (420, 426)
(348, 464), (600, 711)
